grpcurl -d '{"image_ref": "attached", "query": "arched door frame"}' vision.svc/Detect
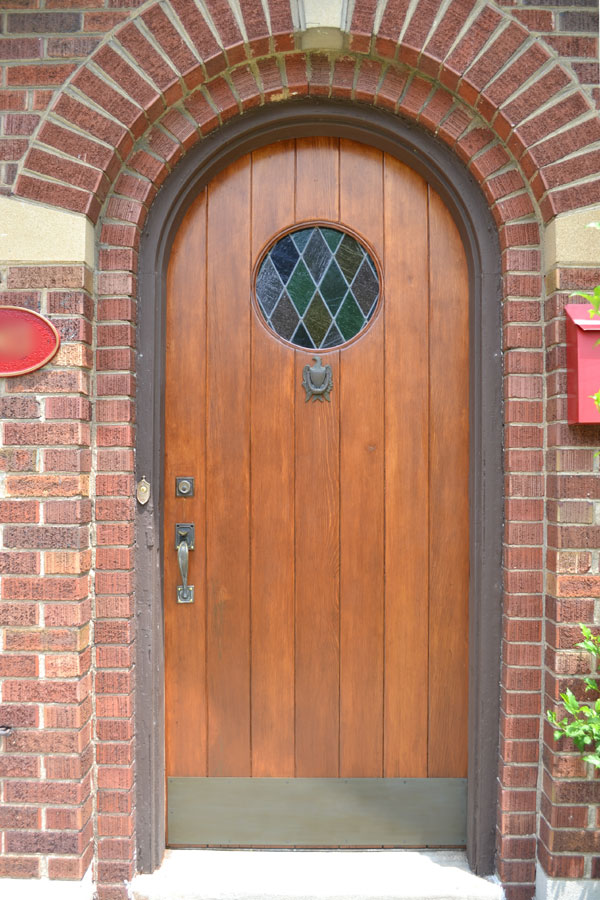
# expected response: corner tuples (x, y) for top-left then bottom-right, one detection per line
(134, 99), (503, 877)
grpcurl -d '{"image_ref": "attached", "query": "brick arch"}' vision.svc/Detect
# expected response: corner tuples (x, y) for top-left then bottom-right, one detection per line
(6, 4), (594, 900)
(91, 88), (546, 900)
(12, 0), (600, 227)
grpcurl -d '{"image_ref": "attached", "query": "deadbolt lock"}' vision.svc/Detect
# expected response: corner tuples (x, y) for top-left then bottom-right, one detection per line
(175, 477), (194, 497)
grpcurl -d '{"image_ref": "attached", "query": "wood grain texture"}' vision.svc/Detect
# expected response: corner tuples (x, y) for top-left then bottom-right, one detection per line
(294, 138), (341, 777)
(295, 136), (339, 223)
(164, 140), (470, 814)
(250, 143), (296, 776)
(164, 190), (208, 779)
(339, 141), (385, 777)
(383, 156), (429, 778)
(427, 187), (469, 778)
(205, 156), (252, 776)
(294, 350), (341, 777)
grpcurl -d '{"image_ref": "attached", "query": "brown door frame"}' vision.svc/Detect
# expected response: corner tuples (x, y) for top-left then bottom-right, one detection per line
(134, 100), (503, 877)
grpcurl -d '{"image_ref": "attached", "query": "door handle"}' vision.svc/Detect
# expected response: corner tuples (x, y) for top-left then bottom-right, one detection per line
(175, 524), (194, 603)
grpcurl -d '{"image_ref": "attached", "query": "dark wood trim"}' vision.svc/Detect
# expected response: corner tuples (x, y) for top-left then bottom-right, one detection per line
(135, 99), (503, 876)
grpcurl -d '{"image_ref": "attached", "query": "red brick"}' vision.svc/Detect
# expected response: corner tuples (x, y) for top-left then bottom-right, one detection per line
(141, 5), (201, 86)
(257, 58), (284, 99)
(4, 422), (88, 446)
(26, 147), (106, 194)
(332, 57), (357, 100)
(72, 67), (146, 135)
(285, 55), (309, 97)
(443, 7), (503, 87)
(7, 63), (76, 86)
(423, 0), (478, 66)
(92, 46), (164, 119)
(161, 109), (198, 149)
(169, 0), (225, 75)
(0, 806), (41, 829)
(0, 499), (39, 524)
(0, 138), (28, 160)
(0, 90), (27, 111)
(399, 76), (432, 119)
(0, 858), (40, 878)
(3, 113), (40, 136)
(419, 88), (454, 132)
(528, 118), (600, 169)
(463, 22), (528, 100)
(117, 22), (180, 96)
(15, 174), (96, 218)
(399, 0), (440, 65)
(44, 450), (91, 474)
(45, 397), (91, 421)
(375, 65), (409, 111)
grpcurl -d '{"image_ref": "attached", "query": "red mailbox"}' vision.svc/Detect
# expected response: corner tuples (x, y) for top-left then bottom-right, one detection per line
(565, 303), (600, 424)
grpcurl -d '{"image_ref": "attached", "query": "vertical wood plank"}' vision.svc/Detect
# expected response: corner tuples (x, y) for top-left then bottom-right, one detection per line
(339, 141), (385, 777)
(295, 137), (341, 777)
(205, 156), (252, 776)
(295, 136), (339, 222)
(383, 156), (429, 778)
(294, 352), (341, 777)
(164, 191), (208, 778)
(428, 187), (469, 778)
(250, 143), (296, 776)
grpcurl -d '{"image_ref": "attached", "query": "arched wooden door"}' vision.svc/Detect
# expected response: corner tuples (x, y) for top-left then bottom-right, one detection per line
(163, 137), (469, 847)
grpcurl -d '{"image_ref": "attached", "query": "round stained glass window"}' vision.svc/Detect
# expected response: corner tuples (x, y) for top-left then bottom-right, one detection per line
(255, 225), (380, 350)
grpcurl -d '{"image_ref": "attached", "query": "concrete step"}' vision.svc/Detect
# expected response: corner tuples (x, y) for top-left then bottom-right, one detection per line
(130, 849), (505, 900)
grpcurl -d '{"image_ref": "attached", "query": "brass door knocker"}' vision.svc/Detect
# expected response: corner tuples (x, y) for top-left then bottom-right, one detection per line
(302, 356), (333, 402)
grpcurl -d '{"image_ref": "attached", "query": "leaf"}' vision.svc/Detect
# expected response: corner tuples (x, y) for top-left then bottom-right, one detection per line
(570, 287), (600, 317)
(549, 625), (600, 761)
(586, 222), (600, 230)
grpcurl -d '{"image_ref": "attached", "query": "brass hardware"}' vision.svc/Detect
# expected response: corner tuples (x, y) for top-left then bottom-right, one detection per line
(176, 477), (194, 497)
(175, 524), (194, 603)
(302, 356), (333, 402)
(136, 476), (151, 505)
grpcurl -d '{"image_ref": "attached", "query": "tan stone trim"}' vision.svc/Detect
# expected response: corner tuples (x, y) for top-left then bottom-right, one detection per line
(0, 196), (94, 267)
(544, 206), (600, 272)
(302, 0), (345, 29)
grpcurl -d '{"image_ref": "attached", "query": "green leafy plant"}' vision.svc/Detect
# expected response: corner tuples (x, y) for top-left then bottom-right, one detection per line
(547, 625), (600, 769)
(571, 284), (600, 319)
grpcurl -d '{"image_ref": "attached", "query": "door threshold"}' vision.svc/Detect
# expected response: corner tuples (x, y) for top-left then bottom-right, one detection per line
(130, 849), (505, 900)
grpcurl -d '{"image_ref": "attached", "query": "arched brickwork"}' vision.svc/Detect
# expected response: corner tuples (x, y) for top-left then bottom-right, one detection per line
(85, 25), (543, 900)
(12, 0), (600, 223)
(1, 4), (599, 900)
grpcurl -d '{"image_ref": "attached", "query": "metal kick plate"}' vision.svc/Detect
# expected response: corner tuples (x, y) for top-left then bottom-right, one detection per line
(167, 777), (467, 847)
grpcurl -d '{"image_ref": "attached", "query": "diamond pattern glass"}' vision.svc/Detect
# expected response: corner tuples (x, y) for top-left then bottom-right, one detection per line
(256, 226), (380, 350)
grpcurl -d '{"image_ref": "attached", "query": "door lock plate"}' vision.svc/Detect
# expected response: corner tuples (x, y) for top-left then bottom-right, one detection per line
(176, 477), (194, 498)
(175, 523), (194, 550)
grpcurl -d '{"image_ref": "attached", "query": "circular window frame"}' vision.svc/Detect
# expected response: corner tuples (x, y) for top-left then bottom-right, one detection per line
(251, 219), (384, 353)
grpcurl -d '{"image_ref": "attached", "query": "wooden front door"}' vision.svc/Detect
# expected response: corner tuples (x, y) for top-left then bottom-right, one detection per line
(163, 137), (469, 847)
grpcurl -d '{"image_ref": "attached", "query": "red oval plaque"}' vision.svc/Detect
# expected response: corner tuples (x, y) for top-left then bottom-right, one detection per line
(0, 306), (61, 377)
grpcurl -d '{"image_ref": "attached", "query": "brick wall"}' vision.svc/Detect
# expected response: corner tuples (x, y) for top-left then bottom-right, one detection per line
(0, 1), (599, 899)
(0, 0), (598, 195)
(541, 259), (600, 882)
(0, 265), (93, 881)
